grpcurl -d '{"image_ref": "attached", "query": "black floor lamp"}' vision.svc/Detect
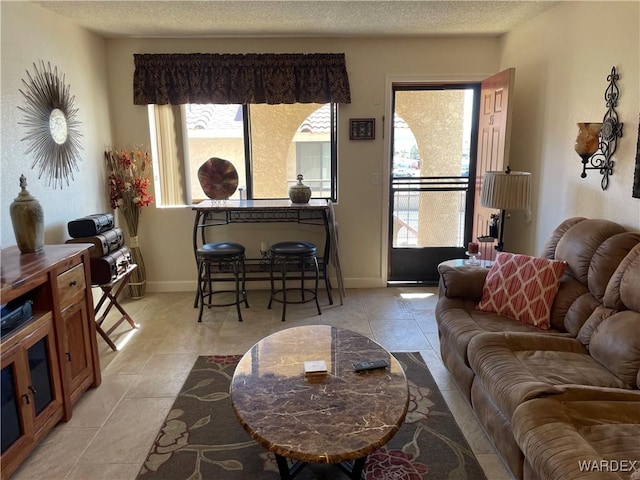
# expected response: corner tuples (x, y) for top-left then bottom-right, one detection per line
(480, 167), (532, 252)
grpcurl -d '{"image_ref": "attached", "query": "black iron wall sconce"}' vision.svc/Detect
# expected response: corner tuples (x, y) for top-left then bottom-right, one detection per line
(574, 66), (623, 190)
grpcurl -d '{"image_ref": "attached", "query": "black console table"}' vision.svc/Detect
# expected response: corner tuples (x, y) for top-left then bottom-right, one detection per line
(192, 199), (334, 305)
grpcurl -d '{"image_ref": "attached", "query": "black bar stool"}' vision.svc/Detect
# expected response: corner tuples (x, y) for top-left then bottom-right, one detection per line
(196, 242), (249, 322)
(268, 241), (322, 321)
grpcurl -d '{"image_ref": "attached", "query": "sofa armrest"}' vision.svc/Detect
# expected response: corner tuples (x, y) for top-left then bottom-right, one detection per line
(438, 265), (488, 300)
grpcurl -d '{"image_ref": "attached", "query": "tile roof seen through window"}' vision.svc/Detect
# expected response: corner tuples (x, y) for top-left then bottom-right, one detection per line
(185, 104), (331, 133)
(186, 104), (243, 131)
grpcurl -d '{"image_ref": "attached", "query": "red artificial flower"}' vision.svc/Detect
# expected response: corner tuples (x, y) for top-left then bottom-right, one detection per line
(104, 146), (154, 235)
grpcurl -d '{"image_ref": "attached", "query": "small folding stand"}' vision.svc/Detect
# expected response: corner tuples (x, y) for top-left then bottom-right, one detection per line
(93, 263), (139, 350)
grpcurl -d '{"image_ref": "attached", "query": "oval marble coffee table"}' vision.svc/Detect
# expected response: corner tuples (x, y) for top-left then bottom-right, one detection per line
(230, 325), (409, 479)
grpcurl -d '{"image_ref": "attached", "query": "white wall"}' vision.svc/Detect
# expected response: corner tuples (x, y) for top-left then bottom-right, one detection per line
(1, 2), (112, 248)
(104, 36), (502, 290)
(3, 2), (636, 291)
(500, 1), (640, 254)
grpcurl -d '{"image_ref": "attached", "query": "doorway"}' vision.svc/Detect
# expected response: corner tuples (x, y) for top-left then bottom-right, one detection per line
(388, 84), (480, 284)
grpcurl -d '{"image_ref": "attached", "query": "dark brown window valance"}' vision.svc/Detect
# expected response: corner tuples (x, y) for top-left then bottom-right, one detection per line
(133, 53), (351, 105)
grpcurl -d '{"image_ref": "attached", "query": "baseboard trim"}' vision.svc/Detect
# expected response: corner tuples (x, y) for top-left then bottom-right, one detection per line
(146, 276), (387, 292)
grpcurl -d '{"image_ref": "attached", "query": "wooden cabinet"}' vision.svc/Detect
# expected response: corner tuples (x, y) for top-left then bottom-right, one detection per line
(55, 263), (95, 405)
(1, 245), (101, 480)
(60, 301), (94, 403)
(1, 313), (64, 478)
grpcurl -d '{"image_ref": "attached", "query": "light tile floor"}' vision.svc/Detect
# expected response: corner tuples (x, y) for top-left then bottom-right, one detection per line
(11, 287), (514, 480)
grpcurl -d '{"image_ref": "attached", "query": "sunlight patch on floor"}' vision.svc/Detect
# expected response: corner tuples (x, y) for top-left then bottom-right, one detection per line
(400, 292), (435, 299)
(114, 328), (138, 350)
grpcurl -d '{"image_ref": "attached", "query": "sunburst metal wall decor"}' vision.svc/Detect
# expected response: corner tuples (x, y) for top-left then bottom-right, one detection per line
(18, 61), (83, 189)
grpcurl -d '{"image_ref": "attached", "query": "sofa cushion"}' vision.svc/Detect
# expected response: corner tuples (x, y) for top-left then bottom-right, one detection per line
(589, 311), (640, 388)
(512, 388), (640, 480)
(435, 296), (567, 402)
(547, 221), (639, 334)
(477, 252), (566, 329)
(467, 333), (630, 419)
(540, 216), (587, 260)
(554, 219), (627, 286)
(579, 244), (640, 387)
(603, 243), (640, 313)
(550, 276), (590, 331)
(437, 298), (557, 364)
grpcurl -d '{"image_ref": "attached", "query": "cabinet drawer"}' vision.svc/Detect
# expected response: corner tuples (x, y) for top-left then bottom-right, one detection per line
(56, 264), (86, 309)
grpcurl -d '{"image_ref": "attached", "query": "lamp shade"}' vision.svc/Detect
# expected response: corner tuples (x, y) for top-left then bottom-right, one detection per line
(481, 171), (531, 210)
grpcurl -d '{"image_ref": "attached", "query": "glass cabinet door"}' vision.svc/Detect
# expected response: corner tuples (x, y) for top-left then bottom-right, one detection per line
(1, 363), (23, 454)
(0, 316), (62, 459)
(26, 337), (54, 416)
(21, 318), (62, 434)
(0, 345), (30, 456)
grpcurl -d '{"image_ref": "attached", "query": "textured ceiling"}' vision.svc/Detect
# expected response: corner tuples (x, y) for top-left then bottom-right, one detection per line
(33, 1), (559, 38)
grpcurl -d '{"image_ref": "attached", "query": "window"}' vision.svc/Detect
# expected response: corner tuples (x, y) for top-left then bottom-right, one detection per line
(182, 102), (337, 203)
(140, 53), (349, 206)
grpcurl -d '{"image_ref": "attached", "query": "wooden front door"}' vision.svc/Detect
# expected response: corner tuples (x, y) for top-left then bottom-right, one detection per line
(472, 68), (515, 260)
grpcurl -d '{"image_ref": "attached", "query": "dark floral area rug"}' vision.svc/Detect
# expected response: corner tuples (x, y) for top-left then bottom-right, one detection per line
(137, 353), (487, 479)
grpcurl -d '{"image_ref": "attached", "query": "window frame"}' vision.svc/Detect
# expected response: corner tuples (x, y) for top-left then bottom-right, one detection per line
(183, 103), (338, 203)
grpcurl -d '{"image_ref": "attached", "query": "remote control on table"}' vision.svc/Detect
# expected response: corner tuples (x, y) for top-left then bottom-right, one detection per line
(353, 359), (389, 372)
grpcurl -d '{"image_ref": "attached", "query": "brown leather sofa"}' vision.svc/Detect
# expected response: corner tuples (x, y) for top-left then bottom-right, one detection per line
(435, 218), (640, 480)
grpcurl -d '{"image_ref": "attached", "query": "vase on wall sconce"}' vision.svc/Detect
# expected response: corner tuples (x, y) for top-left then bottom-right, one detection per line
(288, 174), (312, 203)
(574, 67), (623, 190)
(10, 175), (44, 254)
(574, 122), (602, 174)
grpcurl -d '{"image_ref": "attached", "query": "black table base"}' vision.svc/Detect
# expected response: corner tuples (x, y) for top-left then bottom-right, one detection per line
(275, 454), (367, 480)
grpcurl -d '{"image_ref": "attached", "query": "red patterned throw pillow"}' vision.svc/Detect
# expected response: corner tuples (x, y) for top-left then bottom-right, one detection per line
(476, 252), (566, 329)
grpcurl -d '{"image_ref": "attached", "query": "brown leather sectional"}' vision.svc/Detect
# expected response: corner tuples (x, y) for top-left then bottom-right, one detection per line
(435, 218), (640, 480)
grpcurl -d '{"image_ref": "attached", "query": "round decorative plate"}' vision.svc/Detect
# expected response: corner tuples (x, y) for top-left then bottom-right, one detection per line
(197, 157), (239, 199)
